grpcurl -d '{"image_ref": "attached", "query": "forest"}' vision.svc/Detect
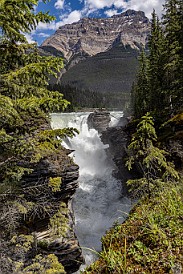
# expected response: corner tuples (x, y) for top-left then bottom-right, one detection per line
(0, 0), (182, 273)
(51, 84), (130, 110)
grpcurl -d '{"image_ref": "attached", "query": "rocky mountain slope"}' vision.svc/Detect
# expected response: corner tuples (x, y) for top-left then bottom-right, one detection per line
(41, 10), (151, 109)
(41, 10), (150, 60)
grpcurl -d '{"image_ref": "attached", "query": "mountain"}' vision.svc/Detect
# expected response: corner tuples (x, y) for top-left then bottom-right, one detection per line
(41, 10), (150, 59)
(41, 10), (151, 109)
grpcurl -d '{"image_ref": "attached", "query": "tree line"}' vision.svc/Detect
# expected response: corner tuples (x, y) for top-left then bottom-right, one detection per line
(131, 0), (183, 123)
(51, 83), (130, 110)
(127, 0), (183, 200)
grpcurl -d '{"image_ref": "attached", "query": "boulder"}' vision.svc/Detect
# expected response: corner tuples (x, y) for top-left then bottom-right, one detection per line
(87, 110), (111, 133)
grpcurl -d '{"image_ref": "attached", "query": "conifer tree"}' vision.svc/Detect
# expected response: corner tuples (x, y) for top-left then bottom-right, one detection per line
(126, 113), (179, 198)
(132, 51), (149, 118)
(148, 10), (166, 117)
(0, 0), (76, 189)
(162, 0), (183, 114)
(131, 1), (182, 121)
(0, 1), (76, 271)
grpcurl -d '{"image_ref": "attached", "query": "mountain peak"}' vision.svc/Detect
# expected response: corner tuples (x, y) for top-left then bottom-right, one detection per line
(112, 9), (146, 18)
(41, 9), (150, 60)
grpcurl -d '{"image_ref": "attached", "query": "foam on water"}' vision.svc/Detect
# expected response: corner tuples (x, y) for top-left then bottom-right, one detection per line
(51, 112), (132, 271)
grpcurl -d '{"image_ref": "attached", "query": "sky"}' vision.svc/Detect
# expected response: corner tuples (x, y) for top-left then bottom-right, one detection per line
(29, 0), (165, 45)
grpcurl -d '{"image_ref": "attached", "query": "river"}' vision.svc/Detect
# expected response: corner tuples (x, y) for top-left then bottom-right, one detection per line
(51, 112), (132, 272)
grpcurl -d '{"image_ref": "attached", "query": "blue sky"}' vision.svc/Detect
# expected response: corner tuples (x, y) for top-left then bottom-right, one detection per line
(28, 0), (165, 45)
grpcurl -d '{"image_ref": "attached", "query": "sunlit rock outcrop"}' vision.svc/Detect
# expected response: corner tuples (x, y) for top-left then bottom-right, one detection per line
(21, 150), (84, 273)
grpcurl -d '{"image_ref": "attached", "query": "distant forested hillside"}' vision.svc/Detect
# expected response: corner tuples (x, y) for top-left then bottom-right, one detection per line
(55, 44), (139, 109)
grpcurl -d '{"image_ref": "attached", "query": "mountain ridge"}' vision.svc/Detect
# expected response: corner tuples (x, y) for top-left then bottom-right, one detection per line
(41, 9), (151, 109)
(41, 9), (150, 60)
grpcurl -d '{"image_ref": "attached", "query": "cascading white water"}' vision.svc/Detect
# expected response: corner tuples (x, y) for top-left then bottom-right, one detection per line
(51, 112), (132, 272)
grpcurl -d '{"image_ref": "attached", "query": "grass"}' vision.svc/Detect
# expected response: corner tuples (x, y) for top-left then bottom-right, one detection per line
(83, 182), (183, 273)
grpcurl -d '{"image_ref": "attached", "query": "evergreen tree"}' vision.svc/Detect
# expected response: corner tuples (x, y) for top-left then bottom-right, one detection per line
(131, 1), (182, 121)
(148, 10), (166, 117)
(126, 113), (179, 198)
(132, 51), (149, 118)
(0, 1), (76, 272)
(162, 0), (183, 114)
(0, 0), (76, 189)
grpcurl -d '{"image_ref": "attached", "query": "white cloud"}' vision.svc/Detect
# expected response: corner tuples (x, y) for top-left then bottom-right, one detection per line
(37, 32), (50, 38)
(83, 0), (128, 14)
(54, 0), (65, 10)
(24, 33), (35, 44)
(127, 0), (164, 18)
(105, 9), (118, 17)
(84, 0), (165, 18)
(36, 10), (82, 31)
(36, 21), (55, 30)
(59, 10), (82, 25)
(84, 0), (114, 10)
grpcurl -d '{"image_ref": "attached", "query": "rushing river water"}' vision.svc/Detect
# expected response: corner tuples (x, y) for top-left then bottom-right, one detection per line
(51, 112), (132, 272)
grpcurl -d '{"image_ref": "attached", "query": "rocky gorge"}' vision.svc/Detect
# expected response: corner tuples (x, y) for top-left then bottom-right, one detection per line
(81, 112), (183, 274)
(87, 111), (137, 194)
(0, 110), (132, 274)
(1, 0), (182, 272)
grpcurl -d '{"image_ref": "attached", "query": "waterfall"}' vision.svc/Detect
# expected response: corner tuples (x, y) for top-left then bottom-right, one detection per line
(51, 112), (132, 271)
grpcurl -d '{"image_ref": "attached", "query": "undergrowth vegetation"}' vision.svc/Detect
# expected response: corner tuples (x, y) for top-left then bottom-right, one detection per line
(84, 182), (183, 273)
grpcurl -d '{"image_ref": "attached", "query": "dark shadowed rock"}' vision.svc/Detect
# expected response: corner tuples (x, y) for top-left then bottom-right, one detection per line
(101, 121), (138, 194)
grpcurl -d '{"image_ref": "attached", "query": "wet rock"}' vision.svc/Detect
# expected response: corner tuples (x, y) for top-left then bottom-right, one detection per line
(101, 121), (138, 194)
(87, 110), (111, 133)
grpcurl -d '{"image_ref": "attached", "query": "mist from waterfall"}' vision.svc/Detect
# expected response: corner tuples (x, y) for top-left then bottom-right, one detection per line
(51, 112), (132, 271)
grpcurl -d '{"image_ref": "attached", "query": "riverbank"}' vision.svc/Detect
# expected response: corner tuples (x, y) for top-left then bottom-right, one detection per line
(83, 113), (183, 274)
(84, 181), (183, 273)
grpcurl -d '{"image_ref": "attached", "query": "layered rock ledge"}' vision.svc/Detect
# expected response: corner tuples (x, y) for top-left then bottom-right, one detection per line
(0, 144), (84, 273)
(21, 149), (84, 273)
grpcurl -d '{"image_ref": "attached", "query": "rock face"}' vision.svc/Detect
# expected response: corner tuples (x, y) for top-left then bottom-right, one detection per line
(87, 110), (111, 133)
(101, 117), (138, 193)
(41, 10), (150, 61)
(87, 111), (137, 193)
(0, 150), (84, 273)
(20, 150), (84, 273)
(41, 10), (150, 109)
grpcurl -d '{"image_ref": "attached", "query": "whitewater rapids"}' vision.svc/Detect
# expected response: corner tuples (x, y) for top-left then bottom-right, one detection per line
(51, 112), (132, 271)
